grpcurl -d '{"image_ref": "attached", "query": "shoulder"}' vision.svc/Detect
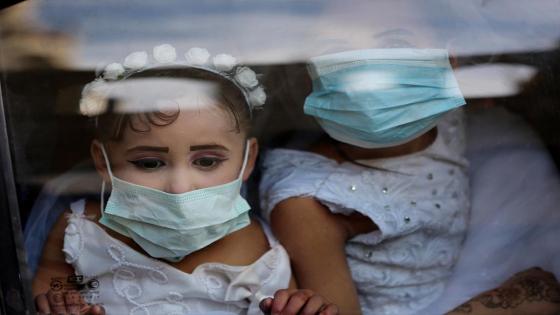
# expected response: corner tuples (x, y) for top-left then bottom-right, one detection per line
(41, 205), (73, 251)
(262, 148), (335, 170)
(259, 148), (337, 195)
(219, 218), (271, 264)
(259, 146), (364, 220)
(190, 218), (271, 268)
(83, 199), (102, 219)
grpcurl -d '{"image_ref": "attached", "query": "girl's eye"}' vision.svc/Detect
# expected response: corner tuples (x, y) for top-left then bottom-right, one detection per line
(193, 157), (224, 169)
(128, 159), (165, 170)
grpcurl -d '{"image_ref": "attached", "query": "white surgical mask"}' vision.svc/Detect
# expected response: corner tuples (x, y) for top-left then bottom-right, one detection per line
(304, 49), (466, 148)
(98, 141), (251, 262)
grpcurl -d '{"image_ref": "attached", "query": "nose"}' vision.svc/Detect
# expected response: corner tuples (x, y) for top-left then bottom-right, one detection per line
(164, 168), (196, 194)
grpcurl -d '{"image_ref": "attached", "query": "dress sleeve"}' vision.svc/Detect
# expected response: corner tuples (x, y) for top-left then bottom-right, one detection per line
(247, 245), (291, 315)
(259, 149), (328, 222)
(220, 245), (291, 315)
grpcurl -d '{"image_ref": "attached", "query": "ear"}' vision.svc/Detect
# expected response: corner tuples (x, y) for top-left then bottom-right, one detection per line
(90, 140), (111, 183)
(449, 54), (459, 69)
(242, 137), (259, 181)
(445, 38), (459, 69)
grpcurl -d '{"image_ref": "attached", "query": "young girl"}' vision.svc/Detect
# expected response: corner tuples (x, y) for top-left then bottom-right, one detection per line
(259, 49), (470, 315)
(31, 45), (337, 315)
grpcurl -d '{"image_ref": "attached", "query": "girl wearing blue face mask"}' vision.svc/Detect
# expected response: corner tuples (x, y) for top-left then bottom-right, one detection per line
(31, 45), (338, 315)
(259, 49), (560, 315)
(259, 48), (470, 315)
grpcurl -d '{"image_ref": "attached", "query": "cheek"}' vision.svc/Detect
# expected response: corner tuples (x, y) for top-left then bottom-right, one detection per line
(112, 166), (165, 190)
(197, 176), (227, 189)
(199, 159), (243, 188)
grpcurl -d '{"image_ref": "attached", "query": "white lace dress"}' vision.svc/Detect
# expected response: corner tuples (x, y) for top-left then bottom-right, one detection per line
(259, 110), (470, 315)
(62, 199), (291, 315)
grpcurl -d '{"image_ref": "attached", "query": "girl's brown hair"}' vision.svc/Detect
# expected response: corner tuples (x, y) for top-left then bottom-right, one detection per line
(92, 67), (252, 142)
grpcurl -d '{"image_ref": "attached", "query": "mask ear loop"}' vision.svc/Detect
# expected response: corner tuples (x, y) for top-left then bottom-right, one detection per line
(98, 144), (114, 217)
(237, 140), (251, 180)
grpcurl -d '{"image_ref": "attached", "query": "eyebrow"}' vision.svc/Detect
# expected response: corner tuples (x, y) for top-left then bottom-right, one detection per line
(190, 144), (228, 151)
(126, 146), (169, 153)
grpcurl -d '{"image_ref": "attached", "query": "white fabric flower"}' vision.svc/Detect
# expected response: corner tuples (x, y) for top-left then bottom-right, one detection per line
(185, 47), (210, 66)
(79, 79), (111, 116)
(84, 79), (111, 98)
(123, 51), (148, 69)
(234, 67), (259, 88)
(79, 97), (106, 117)
(103, 63), (125, 80)
(213, 54), (237, 72)
(249, 86), (266, 107)
(153, 44), (177, 63)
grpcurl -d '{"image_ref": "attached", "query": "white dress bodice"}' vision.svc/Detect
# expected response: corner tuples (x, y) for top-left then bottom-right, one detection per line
(63, 199), (291, 315)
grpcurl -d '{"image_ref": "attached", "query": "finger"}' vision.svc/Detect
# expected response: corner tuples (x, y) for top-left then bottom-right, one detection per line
(271, 289), (295, 314)
(47, 290), (68, 315)
(65, 291), (80, 313)
(86, 304), (106, 315)
(300, 295), (325, 315)
(35, 294), (52, 314)
(319, 303), (339, 315)
(282, 290), (314, 315)
(259, 297), (273, 314)
(80, 304), (92, 315)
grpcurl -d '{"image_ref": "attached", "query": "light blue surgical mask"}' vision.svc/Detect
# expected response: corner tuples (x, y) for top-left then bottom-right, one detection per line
(304, 49), (466, 148)
(98, 142), (251, 262)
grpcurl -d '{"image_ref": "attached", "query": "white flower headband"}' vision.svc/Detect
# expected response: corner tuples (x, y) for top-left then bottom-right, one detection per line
(80, 44), (266, 117)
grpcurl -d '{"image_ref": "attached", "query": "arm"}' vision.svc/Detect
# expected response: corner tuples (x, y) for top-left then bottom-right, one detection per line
(32, 210), (75, 295)
(269, 197), (364, 315)
(32, 210), (105, 315)
(446, 267), (560, 315)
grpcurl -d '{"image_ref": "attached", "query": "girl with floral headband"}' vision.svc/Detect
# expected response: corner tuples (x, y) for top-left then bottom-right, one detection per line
(31, 44), (338, 315)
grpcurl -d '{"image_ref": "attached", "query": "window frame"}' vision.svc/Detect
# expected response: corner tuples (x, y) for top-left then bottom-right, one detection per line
(0, 75), (35, 315)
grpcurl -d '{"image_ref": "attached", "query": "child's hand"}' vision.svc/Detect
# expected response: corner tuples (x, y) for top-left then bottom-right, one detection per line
(259, 289), (339, 315)
(34, 290), (105, 315)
